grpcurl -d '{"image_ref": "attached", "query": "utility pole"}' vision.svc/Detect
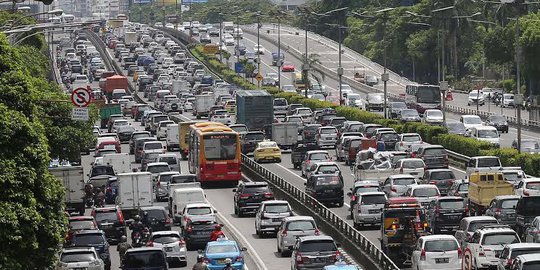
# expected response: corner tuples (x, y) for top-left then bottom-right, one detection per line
(277, 15), (282, 90)
(256, 12), (261, 88)
(337, 25), (343, 105)
(516, 16), (523, 153)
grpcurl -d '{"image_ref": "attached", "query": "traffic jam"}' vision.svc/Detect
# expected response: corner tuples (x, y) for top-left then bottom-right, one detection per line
(50, 18), (540, 270)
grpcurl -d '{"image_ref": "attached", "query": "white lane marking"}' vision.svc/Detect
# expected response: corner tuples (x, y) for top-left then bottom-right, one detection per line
(274, 163), (350, 208)
(216, 211), (264, 270)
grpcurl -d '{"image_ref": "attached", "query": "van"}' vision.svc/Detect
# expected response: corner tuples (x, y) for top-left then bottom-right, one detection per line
(111, 89), (127, 101)
(169, 183), (207, 222)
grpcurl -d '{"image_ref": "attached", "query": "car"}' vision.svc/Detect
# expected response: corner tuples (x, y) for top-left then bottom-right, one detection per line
(502, 93), (516, 108)
(422, 169), (456, 195)
(445, 121), (467, 136)
(209, 109), (232, 125)
(422, 109), (444, 125)
(229, 124), (248, 136)
(512, 139), (540, 153)
(461, 114), (484, 130)
(514, 178), (540, 197)
(179, 203), (216, 229)
(515, 195), (540, 239)
(448, 179), (469, 198)
(496, 243), (540, 270)
(66, 216), (99, 245)
(182, 218), (219, 250)
(454, 216), (499, 248)
(255, 200), (293, 237)
(404, 184), (440, 208)
(70, 230), (111, 270)
(290, 235), (340, 270)
(395, 158), (426, 178)
(415, 145), (449, 169)
(301, 150), (331, 177)
(468, 90), (485, 106)
(281, 62), (295, 72)
(395, 133), (423, 151)
(381, 174), (418, 198)
(389, 102), (407, 118)
(352, 191), (386, 229)
(305, 174), (344, 206)
(253, 141), (282, 163)
(485, 195), (520, 227)
(144, 161), (171, 181)
(399, 109), (421, 122)
(426, 196), (467, 233)
(486, 114), (509, 133)
(509, 254), (540, 270)
(411, 235), (461, 270)
(158, 153), (180, 172)
(316, 126), (338, 149)
(233, 181), (274, 216)
(122, 247), (168, 270)
(282, 84), (296, 92)
(147, 231), (187, 267)
(241, 131), (265, 154)
(463, 225), (520, 270)
(203, 239), (247, 270)
(254, 44), (265, 54)
(276, 216), (320, 257)
(304, 161), (341, 181)
(90, 206), (126, 244)
(466, 126), (501, 147)
(58, 247), (105, 270)
(140, 206), (173, 232)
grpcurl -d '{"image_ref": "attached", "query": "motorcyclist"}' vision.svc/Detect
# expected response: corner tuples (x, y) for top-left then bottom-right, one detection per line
(117, 235), (131, 262)
(130, 215), (145, 241)
(222, 258), (235, 270)
(209, 224), (225, 241)
(192, 255), (209, 270)
(95, 186), (106, 207)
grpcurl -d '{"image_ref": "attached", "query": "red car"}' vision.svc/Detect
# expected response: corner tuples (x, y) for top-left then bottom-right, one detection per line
(281, 62), (295, 72)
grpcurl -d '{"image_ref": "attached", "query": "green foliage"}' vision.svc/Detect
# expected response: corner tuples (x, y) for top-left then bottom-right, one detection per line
(433, 134), (494, 157)
(480, 148), (540, 176)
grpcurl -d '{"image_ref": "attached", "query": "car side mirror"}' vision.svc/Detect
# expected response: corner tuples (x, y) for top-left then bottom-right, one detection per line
(241, 247), (247, 251)
(214, 210), (218, 213)
(232, 189), (237, 192)
(347, 192), (352, 197)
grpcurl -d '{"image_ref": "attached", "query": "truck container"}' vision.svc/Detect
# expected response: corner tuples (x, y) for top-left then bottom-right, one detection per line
(236, 90), (274, 131)
(99, 103), (121, 128)
(179, 121), (197, 160)
(101, 153), (131, 174)
(193, 94), (214, 119)
(166, 124), (179, 151)
(103, 75), (129, 99)
(49, 166), (85, 215)
(124, 31), (137, 46)
(468, 171), (514, 215)
(271, 122), (298, 150)
(116, 172), (153, 218)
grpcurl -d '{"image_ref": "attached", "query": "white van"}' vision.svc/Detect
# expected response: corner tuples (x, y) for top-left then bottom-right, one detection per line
(169, 183), (207, 222)
(155, 90), (171, 107)
(112, 89), (127, 101)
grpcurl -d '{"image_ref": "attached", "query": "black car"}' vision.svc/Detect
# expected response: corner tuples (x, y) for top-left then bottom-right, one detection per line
(422, 169), (456, 195)
(241, 131), (265, 154)
(486, 114), (509, 133)
(305, 174), (344, 206)
(389, 102), (407, 119)
(140, 206), (172, 232)
(302, 124), (322, 145)
(122, 247), (169, 270)
(445, 121), (466, 136)
(182, 218), (219, 250)
(426, 196), (467, 233)
(208, 27), (220, 37)
(515, 196), (540, 238)
(291, 144), (309, 169)
(233, 181), (274, 216)
(91, 206), (126, 244)
(375, 131), (399, 151)
(116, 125), (136, 142)
(71, 230), (111, 270)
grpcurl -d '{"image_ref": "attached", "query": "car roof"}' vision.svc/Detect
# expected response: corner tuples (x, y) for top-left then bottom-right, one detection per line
(243, 181), (267, 186)
(516, 253), (540, 262)
(389, 174), (416, 179)
(93, 206), (118, 212)
(261, 200), (289, 205)
(283, 216), (315, 222)
(185, 203), (212, 208)
(358, 192), (386, 196)
(504, 243), (540, 250)
(464, 216), (498, 222)
(140, 206), (167, 211)
(206, 239), (238, 247)
(125, 247), (164, 253)
(159, 171), (180, 176)
(62, 247), (97, 253)
(73, 229), (104, 235)
(427, 168), (453, 173)
(353, 180), (379, 187)
(69, 215), (95, 221)
(299, 235), (334, 242)
(147, 162), (169, 166)
(151, 230), (180, 236)
(420, 235), (458, 241)
(307, 150), (329, 155)
(410, 184), (438, 189)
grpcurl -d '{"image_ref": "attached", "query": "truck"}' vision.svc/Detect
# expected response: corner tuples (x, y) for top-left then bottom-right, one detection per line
(49, 166), (85, 215)
(99, 103), (121, 128)
(468, 171), (514, 215)
(236, 90), (274, 131)
(116, 172), (153, 218)
(222, 21), (234, 34)
(271, 122), (298, 150)
(103, 75), (129, 100)
(166, 124), (179, 151)
(466, 156), (502, 179)
(193, 94), (214, 119)
(124, 31), (137, 46)
(179, 121), (197, 160)
(101, 153), (131, 174)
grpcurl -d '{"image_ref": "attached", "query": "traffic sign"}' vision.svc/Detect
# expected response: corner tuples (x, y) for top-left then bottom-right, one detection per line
(255, 73), (263, 82)
(71, 107), (89, 121)
(71, 87), (91, 107)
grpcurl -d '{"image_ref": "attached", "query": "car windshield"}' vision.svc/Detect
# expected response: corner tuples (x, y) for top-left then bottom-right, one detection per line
(440, 199), (464, 209)
(503, 172), (521, 182)
(310, 153), (329, 161)
(320, 128), (337, 134)
(394, 178), (416, 185)
(265, 204), (290, 213)
(413, 187), (438, 197)
(152, 234), (180, 244)
(274, 99), (287, 106)
(147, 165), (170, 173)
(478, 129), (499, 138)
(424, 240), (458, 252)
(469, 92), (483, 97)
(447, 122), (466, 133)
(297, 108), (311, 114)
(231, 126), (248, 133)
(287, 221), (315, 231)
(159, 156), (177, 165)
(204, 134), (238, 160)
(361, 195), (386, 205)
(402, 110), (418, 117)
(427, 110), (443, 117)
(431, 171), (455, 180)
(381, 133), (398, 141)
(70, 220), (95, 230)
(317, 165), (340, 174)
(526, 182), (540, 190)
(481, 233), (520, 245)
(464, 117), (482, 124)
(315, 176), (341, 186)
(392, 102), (407, 109)
(403, 135), (421, 142)
(187, 207), (212, 215)
(459, 183), (469, 192)
(402, 160), (424, 168)
(490, 115), (506, 122)
(245, 133), (264, 140)
(124, 251), (167, 267)
(244, 186), (269, 194)
(299, 240), (337, 252)
(501, 199), (518, 209)
(355, 186), (380, 195)
(171, 175), (197, 183)
(72, 234), (104, 246)
(522, 141), (540, 149)
(522, 262), (540, 270)
(159, 174), (177, 183)
(424, 148), (446, 156)
(145, 142), (162, 150)
(468, 221), (498, 232)
(207, 244), (238, 254)
(478, 158), (501, 167)
(60, 252), (96, 263)
(94, 212), (117, 223)
(91, 166), (115, 177)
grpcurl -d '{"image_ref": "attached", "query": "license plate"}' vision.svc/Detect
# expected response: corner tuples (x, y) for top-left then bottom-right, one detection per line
(166, 247), (173, 252)
(324, 190), (334, 193)
(104, 145), (115, 150)
(445, 215), (461, 220)
(369, 209), (380, 214)
(435, 258), (449, 264)
(272, 218), (282, 222)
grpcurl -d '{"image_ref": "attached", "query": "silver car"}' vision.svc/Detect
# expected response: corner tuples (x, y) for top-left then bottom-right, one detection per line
(316, 126), (338, 149)
(301, 150), (331, 177)
(277, 216), (319, 257)
(58, 247), (104, 270)
(155, 171), (180, 201)
(255, 200), (293, 237)
(148, 231), (187, 267)
(290, 235), (339, 270)
(382, 174), (418, 198)
(352, 192), (387, 229)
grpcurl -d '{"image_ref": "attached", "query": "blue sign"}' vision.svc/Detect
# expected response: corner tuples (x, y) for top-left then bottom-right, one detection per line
(235, 62), (245, 74)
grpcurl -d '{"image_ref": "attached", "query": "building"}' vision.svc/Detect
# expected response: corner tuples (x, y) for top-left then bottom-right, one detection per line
(270, 0), (306, 11)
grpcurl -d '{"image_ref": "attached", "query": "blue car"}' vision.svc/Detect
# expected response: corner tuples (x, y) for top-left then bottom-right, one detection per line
(324, 262), (362, 270)
(203, 239), (247, 270)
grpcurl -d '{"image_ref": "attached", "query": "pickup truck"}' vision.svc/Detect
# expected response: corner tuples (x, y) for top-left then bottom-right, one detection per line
(468, 171), (514, 215)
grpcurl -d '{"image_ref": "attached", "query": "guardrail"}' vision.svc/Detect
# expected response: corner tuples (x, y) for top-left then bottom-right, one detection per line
(241, 154), (399, 270)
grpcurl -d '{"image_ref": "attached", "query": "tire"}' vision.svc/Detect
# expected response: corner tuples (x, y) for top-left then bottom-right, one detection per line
(276, 159), (281, 163)
(337, 201), (344, 207)
(238, 209), (243, 217)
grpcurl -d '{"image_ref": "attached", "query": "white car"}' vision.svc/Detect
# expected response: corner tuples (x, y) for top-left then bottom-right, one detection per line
(156, 120), (175, 141)
(210, 110), (232, 124)
(496, 243), (540, 270)
(514, 178), (540, 197)
(404, 184), (440, 208)
(180, 203), (216, 229)
(411, 235), (461, 270)
(423, 109), (444, 125)
(467, 126), (500, 147)
(111, 119), (129, 133)
(468, 90), (485, 106)
(223, 34), (235, 46)
(148, 231), (187, 267)
(395, 133), (423, 151)
(462, 225), (520, 270)
(254, 44), (265, 54)
(58, 247), (104, 270)
(460, 114), (484, 130)
(395, 158), (426, 178)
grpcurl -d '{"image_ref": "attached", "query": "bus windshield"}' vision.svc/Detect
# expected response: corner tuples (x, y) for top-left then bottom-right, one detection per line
(203, 134), (237, 160)
(417, 86), (441, 103)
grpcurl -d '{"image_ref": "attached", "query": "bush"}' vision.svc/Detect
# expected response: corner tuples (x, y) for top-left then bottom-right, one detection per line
(433, 134), (494, 157)
(480, 148), (540, 176)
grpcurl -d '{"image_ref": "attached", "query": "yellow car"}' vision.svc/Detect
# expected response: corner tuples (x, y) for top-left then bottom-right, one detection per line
(254, 141), (281, 163)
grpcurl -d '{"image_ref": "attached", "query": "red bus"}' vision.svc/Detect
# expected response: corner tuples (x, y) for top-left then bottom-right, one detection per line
(188, 123), (241, 184)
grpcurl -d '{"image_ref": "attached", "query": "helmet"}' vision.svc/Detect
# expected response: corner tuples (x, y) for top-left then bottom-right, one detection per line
(224, 258), (232, 265)
(215, 224), (222, 230)
(134, 215), (141, 222)
(197, 254), (204, 262)
(120, 235), (127, 242)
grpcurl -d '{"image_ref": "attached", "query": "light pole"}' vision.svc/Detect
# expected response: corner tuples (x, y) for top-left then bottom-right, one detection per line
(270, 9), (286, 90)
(5, 8), (63, 30)
(255, 11), (261, 88)
(325, 23), (346, 105)
(232, 8), (242, 63)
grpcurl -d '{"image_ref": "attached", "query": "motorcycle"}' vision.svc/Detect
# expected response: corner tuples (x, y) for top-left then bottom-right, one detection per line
(132, 227), (151, 247)
(85, 194), (94, 207)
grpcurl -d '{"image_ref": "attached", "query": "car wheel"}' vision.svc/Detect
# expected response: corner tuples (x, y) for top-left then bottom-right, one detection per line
(276, 159), (281, 163)
(238, 209), (243, 217)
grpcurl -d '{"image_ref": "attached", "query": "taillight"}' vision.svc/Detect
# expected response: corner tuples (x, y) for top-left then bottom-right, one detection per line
(295, 252), (304, 264)
(506, 258), (512, 266)
(314, 229), (321, 236)
(420, 249), (426, 261)
(146, 241), (153, 247)
(264, 192), (274, 199)
(165, 217), (172, 224)
(429, 181), (437, 185)
(351, 195), (357, 202)
(465, 205), (469, 216)
(281, 229), (288, 237)
(179, 239), (185, 247)
(239, 194), (250, 199)
(186, 226), (193, 233)
(434, 207), (440, 216)
(118, 211), (125, 225)
(494, 208), (502, 217)
(156, 181), (161, 188)
(458, 248), (463, 259)
(235, 256), (243, 262)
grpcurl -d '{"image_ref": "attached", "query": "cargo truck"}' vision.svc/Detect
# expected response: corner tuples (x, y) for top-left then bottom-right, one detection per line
(179, 121), (197, 160)
(116, 172), (153, 218)
(124, 31), (137, 46)
(270, 122), (298, 150)
(103, 75), (129, 100)
(166, 124), (179, 151)
(236, 90), (273, 131)
(49, 166), (85, 215)
(468, 171), (514, 215)
(101, 153), (131, 174)
(193, 94), (214, 119)
(99, 103), (121, 128)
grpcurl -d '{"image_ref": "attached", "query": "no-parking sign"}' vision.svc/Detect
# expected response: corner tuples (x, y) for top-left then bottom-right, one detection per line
(71, 87), (92, 108)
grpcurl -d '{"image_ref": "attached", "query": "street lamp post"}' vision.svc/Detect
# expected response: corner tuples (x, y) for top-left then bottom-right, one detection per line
(256, 11), (261, 88)
(219, 13), (223, 62)
(5, 8), (63, 30)
(232, 9), (242, 63)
